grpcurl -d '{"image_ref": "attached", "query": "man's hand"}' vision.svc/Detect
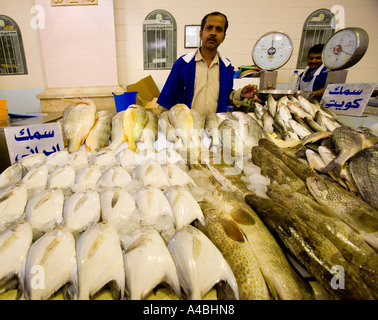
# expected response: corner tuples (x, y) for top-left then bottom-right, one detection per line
(241, 84), (258, 99)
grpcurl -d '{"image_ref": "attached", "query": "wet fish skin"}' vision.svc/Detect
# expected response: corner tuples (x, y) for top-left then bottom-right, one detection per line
(123, 105), (147, 153)
(219, 119), (244, 160)
(168, 225), (239, 300)
(158, 111), (178, 143)
(85, 110), (113, 154)
(306, 176), (378, 250)
(205, 113), (221, 148)
(168, 104), (194, 148)
(76, 222), (125, 300)
(0, 221), (33, 299)
(0, 182), (28, 232)
(24, 227), (78, 300)
(323, 126), (365, 176)
(140, 111), (158, 152)
(347, 145), (378, 209)
(121, 227), (181, 300)
(252, 146), (311, 196)
(245, 193), (375, 300)
(195, 203), (270, 300)
(267, 183), (378, 298)
(258, 138), (320, 181)
(208, 189), (315, 300)
(62, 99), (97, 153)
(108, 111), (126, 151)
(267, 94), (277, 117)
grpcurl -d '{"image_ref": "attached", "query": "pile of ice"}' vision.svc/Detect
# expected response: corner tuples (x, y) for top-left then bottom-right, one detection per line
(242, 157), (270, 198)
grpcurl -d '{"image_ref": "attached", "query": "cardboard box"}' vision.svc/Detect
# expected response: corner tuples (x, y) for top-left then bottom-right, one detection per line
(126, 75), (160, 107)
(0, 99), (8, 123)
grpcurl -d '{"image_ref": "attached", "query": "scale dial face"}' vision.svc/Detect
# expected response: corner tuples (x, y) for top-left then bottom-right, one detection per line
(252, 31), (293, 70)
(322, 27), (369, 70)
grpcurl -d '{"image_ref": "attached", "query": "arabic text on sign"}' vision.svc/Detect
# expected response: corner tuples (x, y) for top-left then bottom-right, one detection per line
(51, 0), (98, 6)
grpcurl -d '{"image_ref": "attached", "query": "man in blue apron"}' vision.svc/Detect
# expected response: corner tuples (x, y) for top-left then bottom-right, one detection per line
(299, 44), (328, 98)
(157, 12), (257, 116)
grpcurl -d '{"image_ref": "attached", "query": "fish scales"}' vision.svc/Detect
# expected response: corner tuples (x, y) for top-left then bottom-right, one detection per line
(62, 99), (97, 153)
(208, 189), (315, 300)
(85, 110), (113, 153)
(306, 176), (378, 250)
(196, 201), (270, 300)
(347, 145), (378, 210)
(252, 146), (311, 196)
(258, 138), (320, 181)
(245, 194), (375, 300)
(323, 126), (365, 176)
(267, 184), (378, 298)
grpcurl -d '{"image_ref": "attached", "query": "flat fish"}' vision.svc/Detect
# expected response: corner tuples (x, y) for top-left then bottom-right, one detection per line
(100, 187), (140, 234)
(164, 186), (205, 230)
(167, 225), (239, 300)
(121, 227), (181, 300)
(63, 189), (101, 234)
(24, 188), (65, 239)
(133, 185), (175, 242)
(24, 227), (78, 300)
(0, 182), (28, 232)
(0, 221), (33, 299)
(76, 222), (125, 300)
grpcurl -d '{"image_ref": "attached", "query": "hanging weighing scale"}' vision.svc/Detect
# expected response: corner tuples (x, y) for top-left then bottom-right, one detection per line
(252, 31), (293, 90)
(322, 27), (369, 86)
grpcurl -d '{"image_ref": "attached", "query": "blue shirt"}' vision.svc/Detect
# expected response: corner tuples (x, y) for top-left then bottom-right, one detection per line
(299, 65), (328, 92)
(157, 51), (235, 113)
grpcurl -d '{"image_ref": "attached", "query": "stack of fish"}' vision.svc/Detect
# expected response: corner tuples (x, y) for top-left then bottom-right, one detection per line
(1, 96), (376, 300)
(244, 138), (378, 300)
(1, 135), (256, 300)
(297, 125), (378, 206)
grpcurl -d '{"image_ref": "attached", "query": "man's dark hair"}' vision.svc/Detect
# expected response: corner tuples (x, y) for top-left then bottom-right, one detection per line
(201, 12), (228, 33)
(308, 44), (324, 56)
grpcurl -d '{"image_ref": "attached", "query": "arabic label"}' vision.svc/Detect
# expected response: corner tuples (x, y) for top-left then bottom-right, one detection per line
(320, 83), (376, 117)
(4, 122), (64, 165)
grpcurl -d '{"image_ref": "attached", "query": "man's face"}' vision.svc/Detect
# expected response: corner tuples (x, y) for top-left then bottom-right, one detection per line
(307, 52), (322, 70)
(200, 15), (226, 51)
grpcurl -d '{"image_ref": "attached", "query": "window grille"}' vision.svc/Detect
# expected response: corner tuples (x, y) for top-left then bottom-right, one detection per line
(143, 9), (177, 70)
(296, 9), (335, 69)
(0, 15), (28, 75)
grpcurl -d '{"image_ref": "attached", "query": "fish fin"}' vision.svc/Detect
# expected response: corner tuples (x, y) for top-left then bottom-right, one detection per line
(322, 158), (341, 176)
(219, 219), (245, 243)
(231, 208), (256, 226)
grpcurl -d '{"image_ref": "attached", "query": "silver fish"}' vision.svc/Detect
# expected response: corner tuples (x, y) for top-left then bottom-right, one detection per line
(24, 188), (65, 239)
(76, 222), (125, 300)
(25, 227), (78, 300)
(121, 226), (181, 300)
(168, 225), (239, 300)
(0, 221), (32, 299)
(0, 182), (28, 232)
(323, 126), (365, 176)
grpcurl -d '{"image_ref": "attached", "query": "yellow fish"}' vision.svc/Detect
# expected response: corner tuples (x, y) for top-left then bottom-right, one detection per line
(62, 98), (97, 153)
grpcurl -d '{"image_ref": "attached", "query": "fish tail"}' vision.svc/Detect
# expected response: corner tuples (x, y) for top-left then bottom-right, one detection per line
(323, 159), (342, 176)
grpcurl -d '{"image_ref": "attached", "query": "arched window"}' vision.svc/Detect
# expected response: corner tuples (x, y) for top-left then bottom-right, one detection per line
(0, 15), (28, 75)
(297, 9), (335, 69)
(143, 9), (177, 70)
